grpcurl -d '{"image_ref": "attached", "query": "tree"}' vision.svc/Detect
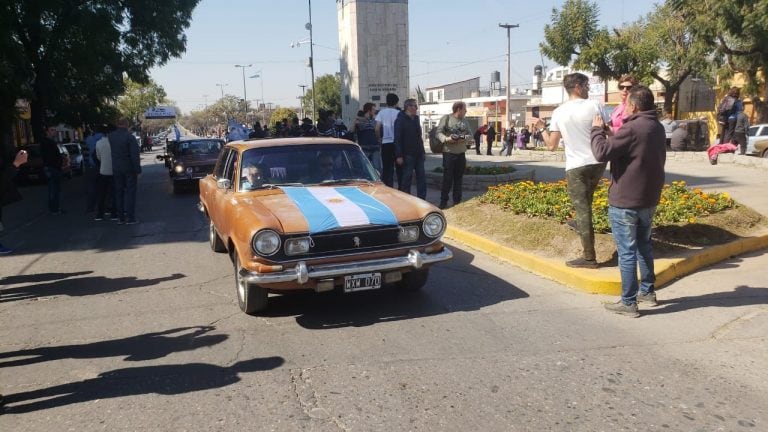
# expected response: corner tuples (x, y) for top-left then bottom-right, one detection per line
(268, 107), (298, 128)
(672, 0), (768, 122)
(301, 74), (341, 120)
(2, 0), (200, 141)
(541, 0), (710, 116)
(117, 78), (169, 126)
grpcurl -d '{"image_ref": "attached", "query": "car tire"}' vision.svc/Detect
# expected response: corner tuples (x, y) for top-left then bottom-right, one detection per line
(235, 255), (268, 314)
(209, 220), (226, 253)
(762, 151), (768, 159)
(396, 268), (430, 292)
(172, 182), (181, 194)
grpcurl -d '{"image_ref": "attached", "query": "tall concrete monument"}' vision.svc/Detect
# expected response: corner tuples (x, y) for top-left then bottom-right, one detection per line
(337, 0), (409, 124)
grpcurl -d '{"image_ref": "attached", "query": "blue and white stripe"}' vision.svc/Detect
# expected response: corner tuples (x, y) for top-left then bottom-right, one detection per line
(281, 186), (398, 234)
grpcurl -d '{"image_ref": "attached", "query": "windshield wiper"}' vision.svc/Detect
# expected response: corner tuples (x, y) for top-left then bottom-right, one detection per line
(320, 178), (375, 186)
(260, 183), (304, 189)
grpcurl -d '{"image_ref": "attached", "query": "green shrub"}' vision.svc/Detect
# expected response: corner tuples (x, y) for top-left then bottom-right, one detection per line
(478, 179), (734, 233)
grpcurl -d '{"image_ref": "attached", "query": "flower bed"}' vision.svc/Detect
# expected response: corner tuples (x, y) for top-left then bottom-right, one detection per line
(478, 179), (735, 233)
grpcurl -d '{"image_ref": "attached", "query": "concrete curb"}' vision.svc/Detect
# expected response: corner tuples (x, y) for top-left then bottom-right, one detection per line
(444, 225), (768, 295)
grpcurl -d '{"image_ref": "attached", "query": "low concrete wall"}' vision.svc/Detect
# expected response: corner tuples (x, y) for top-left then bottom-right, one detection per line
(426, 167), (535, 191)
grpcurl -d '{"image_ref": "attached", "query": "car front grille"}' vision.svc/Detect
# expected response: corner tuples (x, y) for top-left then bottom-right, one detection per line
(270, 224), (431, 261)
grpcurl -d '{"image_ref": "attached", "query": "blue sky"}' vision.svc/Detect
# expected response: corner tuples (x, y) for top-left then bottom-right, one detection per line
(150, 0), (655, 114)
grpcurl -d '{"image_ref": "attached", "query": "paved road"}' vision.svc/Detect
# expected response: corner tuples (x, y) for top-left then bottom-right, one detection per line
(1, 149), (766, 431)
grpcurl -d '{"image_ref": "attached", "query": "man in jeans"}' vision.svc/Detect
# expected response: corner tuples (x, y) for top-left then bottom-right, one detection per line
(436, 101), (471, 209)
(108, 118), (141, 224)
(394, 98), (426, 199)
(40, 126), (64, 215)
(591, 86), (666, 317)
(536, 73), (606, 269)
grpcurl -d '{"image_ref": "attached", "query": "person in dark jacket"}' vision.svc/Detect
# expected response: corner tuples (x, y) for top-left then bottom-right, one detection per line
(109, 118), (141, 224)
(485, 124), (496, 155)
(0, 148), (28, 253)
(41, 126), (64, 214)
(394, 99), (426, 199)
(590, 85), (666, 317)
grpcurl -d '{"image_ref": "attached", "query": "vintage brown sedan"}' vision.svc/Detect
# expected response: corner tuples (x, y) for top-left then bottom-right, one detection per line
(198, 137), (453, 314)
(158, 138), (224, 193)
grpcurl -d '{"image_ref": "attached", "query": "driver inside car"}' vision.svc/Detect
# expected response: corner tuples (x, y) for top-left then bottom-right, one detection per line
(241, 162), (265, 190)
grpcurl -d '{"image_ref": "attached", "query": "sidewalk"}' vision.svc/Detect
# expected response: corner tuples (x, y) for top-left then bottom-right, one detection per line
(418, 147), (768, 295)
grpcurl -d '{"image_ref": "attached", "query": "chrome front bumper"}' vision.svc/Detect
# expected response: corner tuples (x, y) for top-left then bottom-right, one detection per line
(239, 248), (453, 285)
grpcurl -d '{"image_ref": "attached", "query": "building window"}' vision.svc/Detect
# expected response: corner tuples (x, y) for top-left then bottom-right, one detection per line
(372, 95), (380, 101)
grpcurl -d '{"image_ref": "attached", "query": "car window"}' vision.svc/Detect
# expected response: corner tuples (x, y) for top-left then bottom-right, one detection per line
(178, 140), (223, 156)
(759, 127), (768, 137)
(239, 143), (378, 187)
(64, 144), (80, 155)
(213, 148), (232, 179)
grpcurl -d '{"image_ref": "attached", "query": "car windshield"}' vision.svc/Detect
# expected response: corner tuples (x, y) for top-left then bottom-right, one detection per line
(178, 140), (222, 156)
(239, 144), (379, 190)
(63, 144), (80, 154)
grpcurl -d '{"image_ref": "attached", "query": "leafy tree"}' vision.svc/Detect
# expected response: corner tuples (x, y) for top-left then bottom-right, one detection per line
(268, 107), (298, 128)
(117, 78), (169, 126)
(301, 74), (341, 120)
(672, 0), (768, 122)
(541, 0), (710, 116)
(2, 0), (200, 141)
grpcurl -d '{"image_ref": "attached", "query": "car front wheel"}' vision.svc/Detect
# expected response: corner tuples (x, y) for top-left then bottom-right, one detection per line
(396, 268), (430, 292)
(762, 150), (768, 159)
(209, 220), (226, 253)
(235, 255), (268, 314)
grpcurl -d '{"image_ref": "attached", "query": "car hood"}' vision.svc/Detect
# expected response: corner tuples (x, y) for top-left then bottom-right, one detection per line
(235, 184), (438, 234)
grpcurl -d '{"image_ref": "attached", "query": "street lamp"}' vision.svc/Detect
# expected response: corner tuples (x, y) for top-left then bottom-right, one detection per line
(290, 1), (316, 121)
(249, 70), (265, 123)
(234, 64), (252, 122)
(499, 23), (519, 132)
(216, 83), (228, 99)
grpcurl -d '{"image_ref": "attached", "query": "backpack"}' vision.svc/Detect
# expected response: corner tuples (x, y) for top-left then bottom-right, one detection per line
(428, 115), (449, 154)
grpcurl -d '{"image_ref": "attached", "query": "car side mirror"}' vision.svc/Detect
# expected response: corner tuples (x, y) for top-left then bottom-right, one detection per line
(216, 178), (231, 189)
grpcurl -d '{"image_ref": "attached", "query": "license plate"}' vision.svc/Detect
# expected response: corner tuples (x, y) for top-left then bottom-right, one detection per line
(343, 272), (382, 293)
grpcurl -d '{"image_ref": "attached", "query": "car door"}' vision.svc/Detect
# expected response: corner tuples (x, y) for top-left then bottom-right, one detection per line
(206, 148), (237, 243)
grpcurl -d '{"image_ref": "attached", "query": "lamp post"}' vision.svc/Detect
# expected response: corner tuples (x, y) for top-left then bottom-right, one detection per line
(499, 23), (519, 131)
(249, 70), (265, 123)
(216, 83), (228, 100)
(290, 1), (316, 121)
(234, 64), (252, 123)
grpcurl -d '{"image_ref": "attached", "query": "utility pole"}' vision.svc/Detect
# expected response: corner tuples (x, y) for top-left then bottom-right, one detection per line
(307, 0), (316, 121)
(499, 23), (519, 131)
(235, 64), (252, 123)
(298, 84), (308, 118)
(216, 83), (228, 100)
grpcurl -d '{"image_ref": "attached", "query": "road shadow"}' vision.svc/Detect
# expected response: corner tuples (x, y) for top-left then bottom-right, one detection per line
(0, 271), (93, 285)
(0, 326), (228, 367)
(2, 356), (284, 414)
(261, 246), (529, 329)
(643, 285), (768, 315)
(0, 273), (186, 302)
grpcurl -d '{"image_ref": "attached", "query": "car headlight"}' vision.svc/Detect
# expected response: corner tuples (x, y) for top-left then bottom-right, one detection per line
(251, 230), (281, 256)
(284, 237), (311, 256)
(174, 164), (184, 173)
(398, 226), (420, 242)
(422, 213), (446, 238)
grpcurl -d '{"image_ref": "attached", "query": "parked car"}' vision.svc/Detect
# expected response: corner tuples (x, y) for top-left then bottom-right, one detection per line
(754, 138), (768, 158)
(198, 137), (453, 314)
(14, 144), (70, 182)
(746, 123), (768, 155)
(157, 138), (224, 193)
(63, 143), (84, 175)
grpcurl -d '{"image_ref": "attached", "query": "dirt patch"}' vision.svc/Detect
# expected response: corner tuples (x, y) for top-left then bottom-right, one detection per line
(445, 198), (768, 264)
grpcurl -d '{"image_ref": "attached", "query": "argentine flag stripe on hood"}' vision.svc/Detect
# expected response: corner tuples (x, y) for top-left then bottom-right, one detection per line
(281, 186), (398, 234)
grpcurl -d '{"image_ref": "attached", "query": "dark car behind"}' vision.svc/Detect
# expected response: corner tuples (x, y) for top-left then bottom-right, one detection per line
(158, 138), (224, 193)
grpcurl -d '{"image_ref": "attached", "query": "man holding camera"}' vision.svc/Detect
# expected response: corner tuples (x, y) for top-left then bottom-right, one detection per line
(436, 101), (471, 209)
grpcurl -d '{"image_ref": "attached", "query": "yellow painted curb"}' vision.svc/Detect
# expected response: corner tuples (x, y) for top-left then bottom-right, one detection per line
(444, 226), (768, 296)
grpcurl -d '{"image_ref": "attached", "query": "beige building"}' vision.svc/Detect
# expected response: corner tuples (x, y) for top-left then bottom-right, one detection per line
(337, 0), (409, 125)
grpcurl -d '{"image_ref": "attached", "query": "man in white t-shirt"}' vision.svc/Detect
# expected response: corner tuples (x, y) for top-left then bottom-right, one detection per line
(93, 126), (116, 221)
(536, 73), (607, 269)
(374, 93), (403, 188)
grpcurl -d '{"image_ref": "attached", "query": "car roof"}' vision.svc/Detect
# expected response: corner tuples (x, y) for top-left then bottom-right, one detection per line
(225, 137), (359, 152)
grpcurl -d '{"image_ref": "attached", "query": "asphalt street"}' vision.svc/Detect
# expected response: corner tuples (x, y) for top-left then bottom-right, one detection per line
(0, 148), (766, 431)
